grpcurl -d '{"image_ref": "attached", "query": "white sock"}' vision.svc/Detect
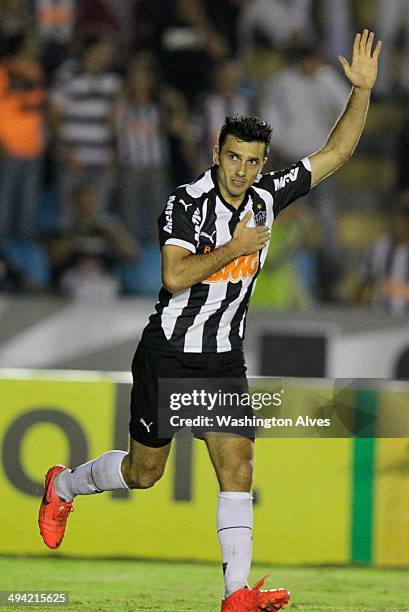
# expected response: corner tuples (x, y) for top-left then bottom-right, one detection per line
(217, 492), (253, 597)
(54, 450), (129, 502)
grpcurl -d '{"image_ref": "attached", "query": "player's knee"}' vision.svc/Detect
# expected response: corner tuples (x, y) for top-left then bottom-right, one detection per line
(137, 467), (164, 489)
(127, 464), (165, 489)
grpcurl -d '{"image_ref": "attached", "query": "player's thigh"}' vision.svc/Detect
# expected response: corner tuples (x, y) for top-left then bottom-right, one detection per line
(205, 433), (254, 477)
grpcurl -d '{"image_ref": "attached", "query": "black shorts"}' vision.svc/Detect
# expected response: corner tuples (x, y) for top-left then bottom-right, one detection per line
(129, 342), (255, 447)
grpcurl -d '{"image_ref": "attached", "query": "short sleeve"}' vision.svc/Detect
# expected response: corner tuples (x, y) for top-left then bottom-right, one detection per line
(158, 194), (197, 253)
(256, 158), (312, 217)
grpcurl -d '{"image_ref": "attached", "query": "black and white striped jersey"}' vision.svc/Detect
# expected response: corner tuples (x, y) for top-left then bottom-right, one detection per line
(116, 102), (169, 168)
(142, 159), (312, 353)
(360, 235), (409, 314)
(52, 71), (121, 165)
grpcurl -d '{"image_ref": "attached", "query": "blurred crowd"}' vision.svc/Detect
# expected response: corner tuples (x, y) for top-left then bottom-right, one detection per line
(0, 0), (408, 313)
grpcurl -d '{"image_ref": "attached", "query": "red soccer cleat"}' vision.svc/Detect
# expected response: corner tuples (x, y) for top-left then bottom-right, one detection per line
(221, 573), (290, 612)
(38, 465), (73, 549)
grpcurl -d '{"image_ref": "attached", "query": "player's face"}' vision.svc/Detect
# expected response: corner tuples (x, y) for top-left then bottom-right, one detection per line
(214, 136), (266, 206)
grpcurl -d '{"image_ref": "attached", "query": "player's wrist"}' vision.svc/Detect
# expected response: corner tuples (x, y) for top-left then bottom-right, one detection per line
(226, 238), (242, 260)
(353, 85), (372, 95)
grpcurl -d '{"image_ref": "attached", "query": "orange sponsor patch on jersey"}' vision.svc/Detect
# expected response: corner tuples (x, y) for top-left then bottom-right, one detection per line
(203, 252), (259, 284)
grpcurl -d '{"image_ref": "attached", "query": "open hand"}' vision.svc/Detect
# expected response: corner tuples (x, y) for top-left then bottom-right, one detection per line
(338, 30), (382, 91)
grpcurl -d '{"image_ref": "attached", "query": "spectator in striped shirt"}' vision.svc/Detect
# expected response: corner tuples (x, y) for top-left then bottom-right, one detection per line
(356, 193), (409, 314)
(50, 33), (121, 230)
(115, 52), (192, 243)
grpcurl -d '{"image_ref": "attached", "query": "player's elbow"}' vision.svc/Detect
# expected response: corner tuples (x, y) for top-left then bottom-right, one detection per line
(161, 249), (191, 293)
(162, 272), (184, 294)
(333, 144), (353, 165)
(339, 151), (353, 165)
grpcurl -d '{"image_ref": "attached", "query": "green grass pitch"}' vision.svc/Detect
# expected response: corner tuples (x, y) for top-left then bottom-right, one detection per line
(0, 557), (407, 611)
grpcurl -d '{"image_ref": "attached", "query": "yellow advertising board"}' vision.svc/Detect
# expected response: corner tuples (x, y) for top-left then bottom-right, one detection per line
(0, 373), (351, 564)
(0, 372), (407, 567)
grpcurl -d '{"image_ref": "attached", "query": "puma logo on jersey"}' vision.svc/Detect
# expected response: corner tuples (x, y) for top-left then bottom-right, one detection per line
(274, 167), (299, 191)
(180, 199), (192, 212)
(200, 230), (216, 244)
(203, 252), (259, 284)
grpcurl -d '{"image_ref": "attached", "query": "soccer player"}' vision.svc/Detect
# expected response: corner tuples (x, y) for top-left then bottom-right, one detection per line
(39, 30), (381, 612)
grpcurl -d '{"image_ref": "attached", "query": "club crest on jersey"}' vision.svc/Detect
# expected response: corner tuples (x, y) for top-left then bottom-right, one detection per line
(254, 209), (267, 226)
(203, 252), (259, 284)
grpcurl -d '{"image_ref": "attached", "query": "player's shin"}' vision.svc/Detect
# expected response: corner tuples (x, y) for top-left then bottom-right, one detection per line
(217, 492), (253, 597)
(54, 450), (129, 501)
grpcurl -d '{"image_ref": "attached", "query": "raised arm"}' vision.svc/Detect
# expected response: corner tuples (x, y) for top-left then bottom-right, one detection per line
(309, 29), (382, 187)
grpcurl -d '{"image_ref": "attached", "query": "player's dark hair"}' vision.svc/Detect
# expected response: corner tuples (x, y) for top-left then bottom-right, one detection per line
(218, 115), (273, 158)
